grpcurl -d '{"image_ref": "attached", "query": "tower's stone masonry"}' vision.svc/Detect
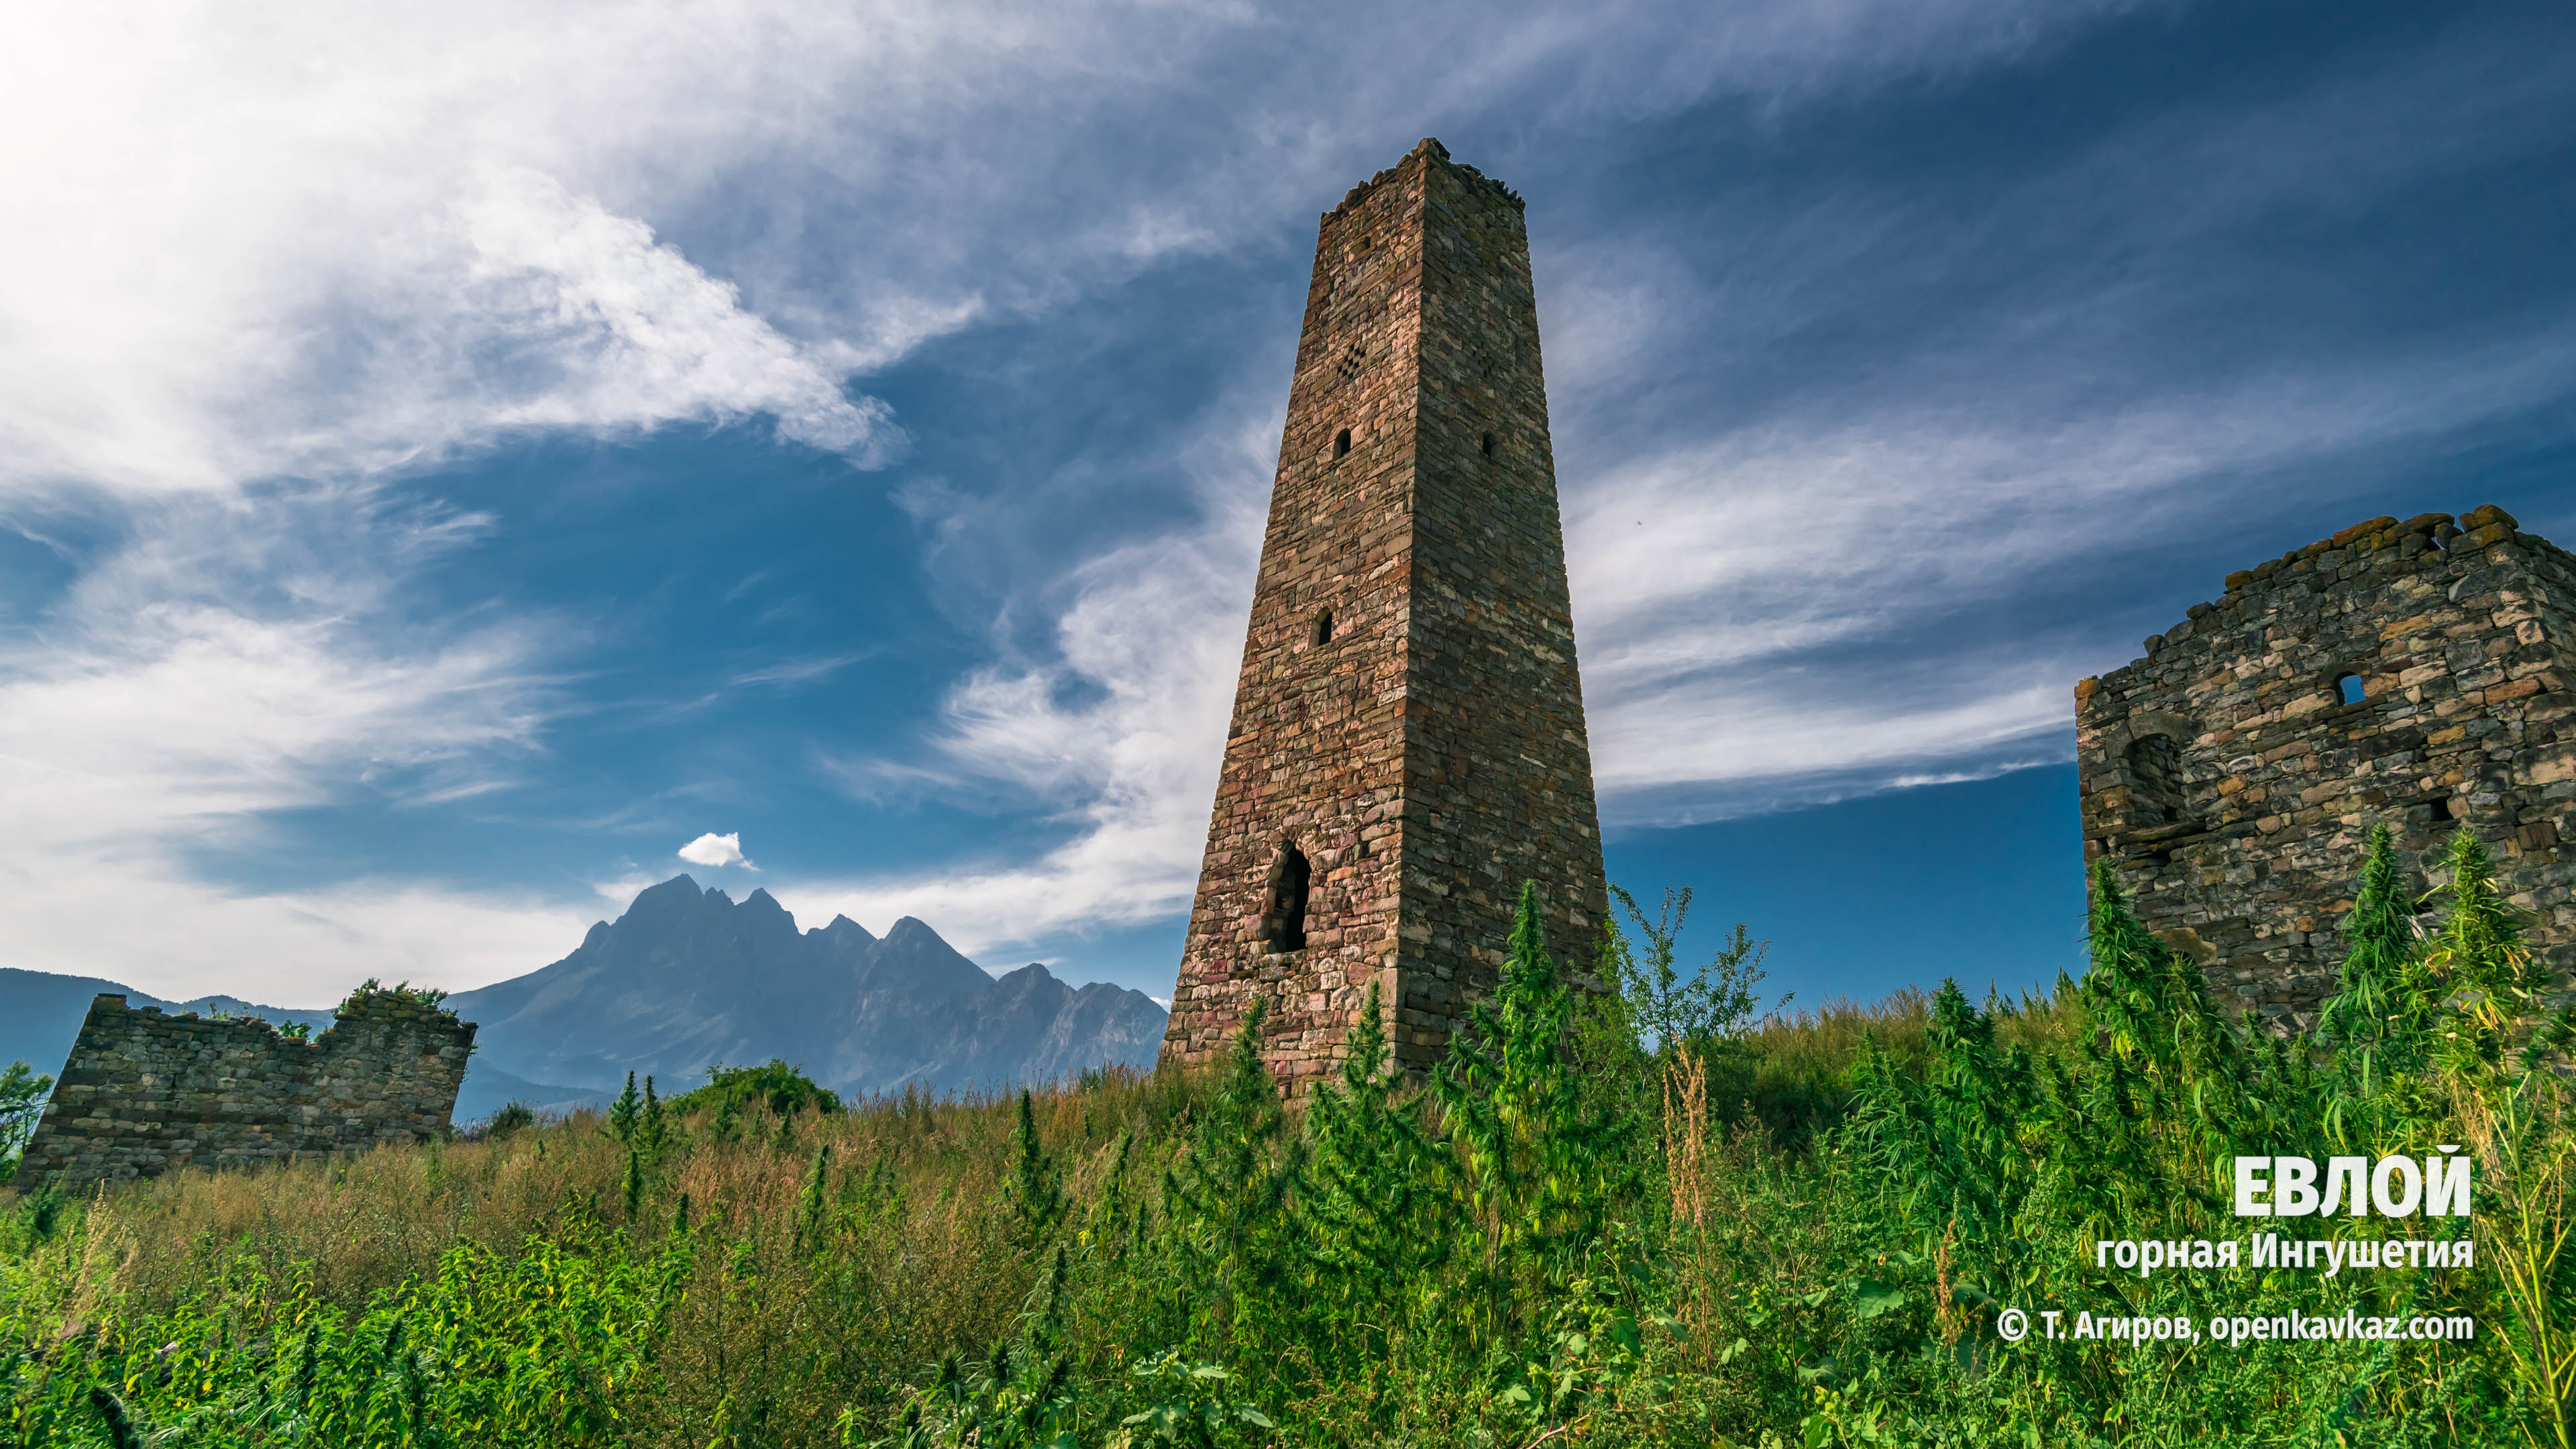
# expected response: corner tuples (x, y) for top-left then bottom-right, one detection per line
(15, 990), (476, 1187)
(1161, 139), (1608, 1086)
(2078, 504), (2576, 1026)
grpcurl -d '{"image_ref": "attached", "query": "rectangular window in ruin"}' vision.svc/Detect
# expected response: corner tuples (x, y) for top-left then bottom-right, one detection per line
(2126, 734), (2196, 829)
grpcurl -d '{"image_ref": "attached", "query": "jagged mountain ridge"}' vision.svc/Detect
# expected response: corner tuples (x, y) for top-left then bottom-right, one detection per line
(447, 875), (1165, 1097)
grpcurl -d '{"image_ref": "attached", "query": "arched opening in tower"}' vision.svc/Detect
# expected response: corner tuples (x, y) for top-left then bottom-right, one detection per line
(1263, 844), (1310, 952)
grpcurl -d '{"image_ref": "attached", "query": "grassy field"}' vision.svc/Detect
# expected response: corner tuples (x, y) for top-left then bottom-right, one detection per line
(1, 826), (2568, 1446)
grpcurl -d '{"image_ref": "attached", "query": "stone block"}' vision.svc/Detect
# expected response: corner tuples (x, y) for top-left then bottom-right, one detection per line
(15, 991), (475, 1189)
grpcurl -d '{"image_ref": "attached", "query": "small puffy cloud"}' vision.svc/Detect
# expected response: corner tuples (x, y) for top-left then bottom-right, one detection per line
(677, 832), (754, 869)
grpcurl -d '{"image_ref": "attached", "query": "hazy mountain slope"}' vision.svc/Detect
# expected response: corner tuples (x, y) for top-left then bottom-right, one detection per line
(0, 968), (164, 1081)
(448, 876), (1165, 1099)
(447, 877), (847, 1091)
(0, 970), (336, 1080)
(5, 877), (1168, 1124)
(450, 1065), (613, 1123)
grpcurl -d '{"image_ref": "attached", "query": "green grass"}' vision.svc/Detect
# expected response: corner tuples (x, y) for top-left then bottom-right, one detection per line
(1, 828), (2566, 1446)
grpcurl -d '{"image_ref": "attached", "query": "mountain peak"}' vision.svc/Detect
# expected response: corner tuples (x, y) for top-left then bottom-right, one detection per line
(625, 875), (719, 919)
(441, 878), (1166, 1104)
(808, 915), (879, 954)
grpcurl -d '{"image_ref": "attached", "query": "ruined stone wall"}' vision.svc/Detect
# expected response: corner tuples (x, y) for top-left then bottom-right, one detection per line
(2077, 504), (2576, 1026)
(1162, 139), (1607, 1085)
(15, 990), (476, 1187)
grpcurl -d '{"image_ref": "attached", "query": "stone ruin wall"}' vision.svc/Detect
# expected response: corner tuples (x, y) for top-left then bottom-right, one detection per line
(2078, 504), (2576, 1027)
(14, 991), (476, 1188)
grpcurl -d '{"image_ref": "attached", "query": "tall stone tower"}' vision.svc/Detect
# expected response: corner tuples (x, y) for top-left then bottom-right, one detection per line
(1159, 139), (1608, 1087)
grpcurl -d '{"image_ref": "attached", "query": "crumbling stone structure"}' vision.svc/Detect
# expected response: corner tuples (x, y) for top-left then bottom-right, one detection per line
(2078, 504), (2576, 1026)
(15, 989), (476, 1187)
(1161, 139), (1609, 1086)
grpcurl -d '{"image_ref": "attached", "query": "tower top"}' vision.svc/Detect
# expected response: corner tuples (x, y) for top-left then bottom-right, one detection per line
(1328, 138), (1523, 221)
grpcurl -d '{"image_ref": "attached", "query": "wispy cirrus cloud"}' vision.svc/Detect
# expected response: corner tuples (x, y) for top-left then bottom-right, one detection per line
(1563, 319), (2576, 819)
(0, 0), (2157, 504)
(786, 403), (1275, 957)
(0, 490), (588, 1001)
(5, 0), (2569, 999)
(787, 7), (2576, 960)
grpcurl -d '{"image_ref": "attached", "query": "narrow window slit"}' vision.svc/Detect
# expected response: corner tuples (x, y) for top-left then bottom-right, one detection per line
(1313, 609), (1334, 646)
(1480, 431), (1496, 458)
(1334, 428), (1352, 460)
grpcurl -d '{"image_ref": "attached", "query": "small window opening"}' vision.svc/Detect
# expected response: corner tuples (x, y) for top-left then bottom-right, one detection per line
(1480, 431), (1496, 458)
(2125, 733), (2194, 828)
(1263, 844), (1309, 952)
(1333, 428), (1352, 460)
(2337, 673), (2368, 705)
(1313, 609), (1334, 646)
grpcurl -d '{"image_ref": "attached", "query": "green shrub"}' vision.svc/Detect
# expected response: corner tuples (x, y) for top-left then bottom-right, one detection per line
(666, 1059), (843, 1120)
(0, 1061), (50, 1175)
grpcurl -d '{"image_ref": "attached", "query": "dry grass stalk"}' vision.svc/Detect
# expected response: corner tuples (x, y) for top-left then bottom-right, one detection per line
(1662, 1046), (1709, 1234)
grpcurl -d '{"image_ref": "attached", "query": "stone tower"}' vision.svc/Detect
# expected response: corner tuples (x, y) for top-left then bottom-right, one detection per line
(1159, 139), (1609, 1087)
(2078, 504), (2576, 1028)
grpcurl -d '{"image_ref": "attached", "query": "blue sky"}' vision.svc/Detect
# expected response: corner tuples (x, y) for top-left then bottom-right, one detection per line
(2, 0), (2572, 1012)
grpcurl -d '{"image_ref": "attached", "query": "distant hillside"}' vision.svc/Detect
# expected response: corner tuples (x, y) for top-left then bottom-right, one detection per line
(448, 876), (1166, 1099)
(0, 968), (341, 1086)
(1, 879), (1164, 1127)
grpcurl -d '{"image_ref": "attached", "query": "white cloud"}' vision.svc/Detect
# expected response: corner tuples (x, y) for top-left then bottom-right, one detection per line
(0, 0), (2153, 504)
(592, 871), (665, 904)
(8, 0), (2546, 994)
(1559, 323), (2576, 819)
(0, 871), (595, 1010)
(0, 490), (588, 1003)
(792, 298), (2576, 955)
(0, 28), (904, 498)
(677, 833), (755, 869)
(780, 395), (1277, 959)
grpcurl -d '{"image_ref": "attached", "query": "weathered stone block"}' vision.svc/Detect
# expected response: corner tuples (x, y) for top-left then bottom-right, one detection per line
(15, 991), (476, 1189)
